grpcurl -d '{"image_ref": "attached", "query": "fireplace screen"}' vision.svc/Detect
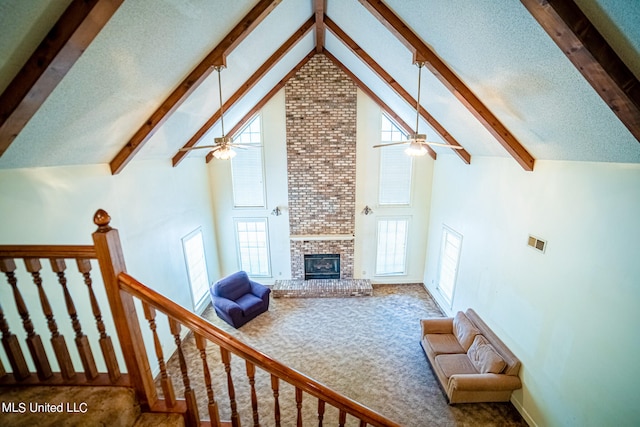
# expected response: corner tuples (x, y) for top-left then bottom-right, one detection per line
(304, 254), (340, 280)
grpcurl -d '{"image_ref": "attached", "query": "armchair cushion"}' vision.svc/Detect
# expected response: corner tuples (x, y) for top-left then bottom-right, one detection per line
(215, 271), (252, 301)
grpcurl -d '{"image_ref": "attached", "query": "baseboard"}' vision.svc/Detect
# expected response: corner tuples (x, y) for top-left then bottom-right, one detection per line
(420, 283), (449, 316)
(510, 395), (537, 427)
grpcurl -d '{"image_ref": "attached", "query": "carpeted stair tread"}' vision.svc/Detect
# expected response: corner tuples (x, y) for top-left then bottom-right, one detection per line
(133, 412), (185, 427)
(0, 385), (140, 426)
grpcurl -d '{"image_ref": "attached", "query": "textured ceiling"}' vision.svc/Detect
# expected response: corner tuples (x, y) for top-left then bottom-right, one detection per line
(0, 0), (639, 170)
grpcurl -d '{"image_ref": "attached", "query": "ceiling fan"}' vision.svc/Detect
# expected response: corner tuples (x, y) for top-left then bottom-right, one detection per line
(373, 62), (463, 155)
(179, 66), (256, 160)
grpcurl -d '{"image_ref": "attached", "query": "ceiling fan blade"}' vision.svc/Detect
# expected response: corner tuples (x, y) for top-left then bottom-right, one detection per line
(423, 141), (464, 149)
(179, 145), (220, 151)
(229, 143), (262, 148)
(373, 141), (409, 148)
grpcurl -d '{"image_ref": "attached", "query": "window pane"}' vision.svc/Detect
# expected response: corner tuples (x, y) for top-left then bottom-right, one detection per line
(231, 116), (266, 207)
(375, 218), (409, 275)
(437, 226), (462, 306)
(235, 218), (271, 277)
(182, 229), (210, 309)
(379, 115), (412, 205)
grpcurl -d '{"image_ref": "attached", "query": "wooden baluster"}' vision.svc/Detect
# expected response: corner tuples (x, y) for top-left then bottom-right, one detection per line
(295, 387), (303, 427)
(195, 333), (221, 427)
(271, 374), (281, 427)
(51, 258), (98, 381)
(317, 399), (325, 427)
(24, 258), (76, 380)
(245, 360), (259, 427)
(359, 420), (367, 427)
(0, 302), (30, 381)
(220, 348), (241, 427)
(338, 410), (346, 427)
(76, 258), (121, 382)
(1, 258), (52, 380)
(143, 303), (175, 407)
(168, 318), (199, 426)
(0, 356), (5, 378)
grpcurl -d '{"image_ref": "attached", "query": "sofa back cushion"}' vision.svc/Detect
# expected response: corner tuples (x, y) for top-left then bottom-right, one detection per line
(467, 335), (507, 374)
(466, 309), (521, 376)
(453, 311), (481, 351)
(215, 271), (251, 301)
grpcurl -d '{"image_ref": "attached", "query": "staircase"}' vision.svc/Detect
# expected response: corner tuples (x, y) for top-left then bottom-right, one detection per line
(0, 386), (184, 426)
(0, 210), (400, 426)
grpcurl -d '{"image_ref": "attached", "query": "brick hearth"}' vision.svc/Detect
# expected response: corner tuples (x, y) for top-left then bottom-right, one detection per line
(272, 279), (373, 298)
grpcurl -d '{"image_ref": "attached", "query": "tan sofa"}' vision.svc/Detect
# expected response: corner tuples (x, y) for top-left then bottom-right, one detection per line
(420, 308), (522, 404)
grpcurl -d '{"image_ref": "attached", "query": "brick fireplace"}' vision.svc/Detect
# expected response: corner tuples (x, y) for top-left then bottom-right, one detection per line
(285, 54), (357, 280)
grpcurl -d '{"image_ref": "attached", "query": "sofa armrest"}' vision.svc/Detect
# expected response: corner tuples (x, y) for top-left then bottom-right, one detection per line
(421, 318), (453, 335)
(448, 373), (522, 393)
(214, 296), (243, 316)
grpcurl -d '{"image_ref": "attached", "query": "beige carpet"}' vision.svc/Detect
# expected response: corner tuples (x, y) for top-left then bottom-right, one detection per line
(161, 284), (527, 426)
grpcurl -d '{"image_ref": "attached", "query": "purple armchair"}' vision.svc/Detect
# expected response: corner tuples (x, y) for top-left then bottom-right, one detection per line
(210, 271), (271, 328)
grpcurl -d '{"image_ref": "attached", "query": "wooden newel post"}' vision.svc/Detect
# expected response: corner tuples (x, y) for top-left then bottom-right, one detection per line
(91, 209), (157, 408)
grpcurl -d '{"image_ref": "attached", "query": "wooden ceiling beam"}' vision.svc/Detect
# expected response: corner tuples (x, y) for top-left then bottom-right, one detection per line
(358, 0), (534, 171)
(110, 0), (282, 174)
(205, 51), (316, 163)
(173, 17), (315, 167)
(0, 0), (124, 157)
(314, 0), (326, 53)
(521, 0), (640, 144)
(324, 50), (437, 160)
(325, 17), (469, 164)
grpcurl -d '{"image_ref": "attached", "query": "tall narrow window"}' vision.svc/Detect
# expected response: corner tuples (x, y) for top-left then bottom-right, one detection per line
(379, 114), (412, 205)
(375, 217), (409, 275)
(437, 226), (463, 307)
(235, 218), (271, 277)
(231, 115), (265, 207)
(182, 228), (210, 310)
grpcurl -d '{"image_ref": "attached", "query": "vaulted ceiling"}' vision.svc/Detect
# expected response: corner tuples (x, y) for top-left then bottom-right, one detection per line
(1, 0), (639, 173)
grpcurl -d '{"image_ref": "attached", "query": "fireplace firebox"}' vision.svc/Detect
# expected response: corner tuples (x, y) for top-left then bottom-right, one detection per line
(304, 254), (340, 280)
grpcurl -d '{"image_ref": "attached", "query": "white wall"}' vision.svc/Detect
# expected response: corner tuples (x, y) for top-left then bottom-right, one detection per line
(355, 89), (433, 283)
(208, 89), (292, 283)
(0, 158), (220, 375)
(423, 155), (640, 426)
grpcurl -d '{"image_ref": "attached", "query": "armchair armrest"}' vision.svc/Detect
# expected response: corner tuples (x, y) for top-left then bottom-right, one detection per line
(448, 373), (522, 393)
(214, 296), (242, 316)
(249, 280), (271, 300)
(421, 318), (453, 335)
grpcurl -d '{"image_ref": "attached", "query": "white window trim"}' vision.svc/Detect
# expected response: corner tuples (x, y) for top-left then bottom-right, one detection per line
(234, 217), (272, 278)
(231, 114), (267, 208)
(378, 114), (413, 207)
(181, 228), (211, 312)
(436, 225), (463, 308)
(374, 216), (410, 277)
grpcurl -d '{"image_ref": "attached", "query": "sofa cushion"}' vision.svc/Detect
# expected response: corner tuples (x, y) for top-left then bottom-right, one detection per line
(425, 334), (466, 355)
(435, 354), (478, 379)
(467, 335), (507, 374)
(453, 311), (481, 350)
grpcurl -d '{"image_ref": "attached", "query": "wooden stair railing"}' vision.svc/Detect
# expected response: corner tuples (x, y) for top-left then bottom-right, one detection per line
(1, 209), (401, 427)
(0, 246), (125, 388)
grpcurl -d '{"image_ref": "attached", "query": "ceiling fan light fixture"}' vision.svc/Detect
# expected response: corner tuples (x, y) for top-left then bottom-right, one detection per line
(404, 140), (428, 157)
(212, 146), (236, 160)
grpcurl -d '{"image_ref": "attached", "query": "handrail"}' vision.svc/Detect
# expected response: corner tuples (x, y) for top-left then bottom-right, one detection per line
(0, 245), (97, 259)
(118, 271), (401, 427)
